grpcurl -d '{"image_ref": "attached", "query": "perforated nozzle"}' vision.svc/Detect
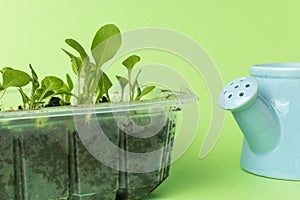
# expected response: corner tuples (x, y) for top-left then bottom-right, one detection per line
(218, 76), (259, 111)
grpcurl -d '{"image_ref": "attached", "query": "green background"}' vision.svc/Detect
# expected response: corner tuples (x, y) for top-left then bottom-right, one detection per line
(1, 0), (300, 199)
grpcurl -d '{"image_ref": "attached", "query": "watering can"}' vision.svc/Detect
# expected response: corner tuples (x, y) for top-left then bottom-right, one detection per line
(218, 63), (300, 180)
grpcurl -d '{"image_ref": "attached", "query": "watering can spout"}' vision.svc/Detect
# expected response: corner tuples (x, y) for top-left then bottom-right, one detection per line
(218, 76), (280, 154)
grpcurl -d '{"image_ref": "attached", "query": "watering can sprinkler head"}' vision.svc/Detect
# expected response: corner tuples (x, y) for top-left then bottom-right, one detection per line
(218, 76), (280, 154)
(218, 76), (259, 112)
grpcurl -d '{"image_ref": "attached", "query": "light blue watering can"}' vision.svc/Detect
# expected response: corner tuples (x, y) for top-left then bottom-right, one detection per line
(218, 63), (300, 180)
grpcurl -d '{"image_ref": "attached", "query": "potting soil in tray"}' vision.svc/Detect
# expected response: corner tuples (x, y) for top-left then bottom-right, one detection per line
(0, 106), (179, 200)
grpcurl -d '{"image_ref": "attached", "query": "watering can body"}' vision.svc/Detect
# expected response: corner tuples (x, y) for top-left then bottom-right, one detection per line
(219, 63), (300, 180)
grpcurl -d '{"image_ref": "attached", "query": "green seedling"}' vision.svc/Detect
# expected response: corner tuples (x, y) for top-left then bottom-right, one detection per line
(0, 67), (31, 101)
(63, 24), (121, 104)
(55, 73), (74, 105)
(17, 64), (74, 109)
(63, 24), (155, 104)
(116, 55), (155, 127)
(0, 24), (156, 111)
(116, 55), (155, 101)
(115, 75), (129, 102)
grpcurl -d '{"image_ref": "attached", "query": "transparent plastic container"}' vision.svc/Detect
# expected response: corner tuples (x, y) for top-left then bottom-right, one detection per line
(0, 91), (197, 200)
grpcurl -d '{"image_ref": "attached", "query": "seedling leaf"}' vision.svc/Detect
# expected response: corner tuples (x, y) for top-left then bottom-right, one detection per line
(65, 39), (88, 61)
(41, 76), (64, 91)
(56, 84), (73, 95)
(62, 48), (83, 76)
(135, 86), (155, 100)
(2, 69), (31, 88)
(96, 72), (112, 102)
(18, 88), (30, 106)
(1, 67), (14, 73)
(34, 88), (43, 100)
(41, 90), (55, 100)
(122, 55), (140, 71)
(116, 75), (129, 101)
(91, 24), (121, 68)
(66, 73), (74, 91)
(29, 64), (39, 87)
(137, 86), (142, 97)
(116, 75), (129, 88)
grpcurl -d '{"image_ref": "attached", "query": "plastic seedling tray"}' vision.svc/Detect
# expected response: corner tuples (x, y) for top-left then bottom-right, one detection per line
(0, 91), (197, 200)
